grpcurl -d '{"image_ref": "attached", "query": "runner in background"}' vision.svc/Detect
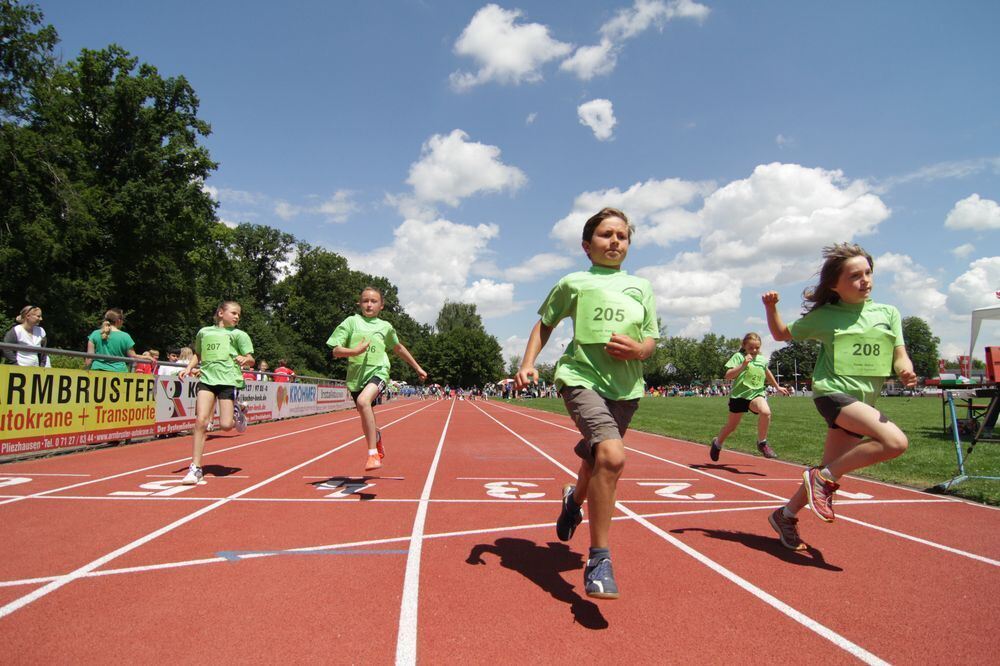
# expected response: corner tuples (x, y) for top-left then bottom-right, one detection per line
(327, 286), (427, 471)
(763, 243), (916, 550)
(709, 332), (788, 461)
(517, 207), (658, 600)
(179, 301), (254, 485)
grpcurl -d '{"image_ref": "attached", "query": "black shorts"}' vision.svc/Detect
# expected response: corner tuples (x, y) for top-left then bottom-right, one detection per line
(813, 394), (864, 438)
(728, 397), (761, 414)
(197, 382), (236, 400)
(351, 376), (387, 403)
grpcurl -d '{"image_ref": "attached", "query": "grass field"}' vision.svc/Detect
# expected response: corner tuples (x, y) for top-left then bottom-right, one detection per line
(508, 395), (1000, 506)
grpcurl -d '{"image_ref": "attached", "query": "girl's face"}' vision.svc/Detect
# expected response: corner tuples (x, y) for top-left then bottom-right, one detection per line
(743, 339), (761, 356)
(583, 217), (631, 268)
(831, 255), (873, 304)
(359, 290), (384, 317)
(219, 304), (241, 327)
(23, 308), (42, 327)
(259, 361), (269, 370)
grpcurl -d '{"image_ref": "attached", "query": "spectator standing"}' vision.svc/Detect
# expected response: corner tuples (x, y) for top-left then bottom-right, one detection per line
(256, 359), (271, 381)
(85, 309), (142, 372)
(273, 360), (295, 383)
(3, 305), (51, 367)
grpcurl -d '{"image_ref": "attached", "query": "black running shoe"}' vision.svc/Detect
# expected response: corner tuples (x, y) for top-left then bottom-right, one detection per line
(709, 437), (722, 462)
(556, 484), (583, 541)
(584, 557), (619, 599)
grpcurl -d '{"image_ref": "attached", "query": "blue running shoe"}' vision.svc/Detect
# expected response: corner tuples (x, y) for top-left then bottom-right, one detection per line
(556, 484), (583, 541)
(709, 437), (722, 462)
(584, 557), (619, 599)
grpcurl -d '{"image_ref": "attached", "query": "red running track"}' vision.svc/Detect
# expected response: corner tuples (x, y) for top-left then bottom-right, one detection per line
(1, 398), (998, 664)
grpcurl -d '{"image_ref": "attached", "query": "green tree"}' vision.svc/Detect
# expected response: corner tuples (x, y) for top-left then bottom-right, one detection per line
(435, 301), (485, 334)
(902, 316), (940, 378)
(0, 0), (57, 120)
(660, 336), (700, 385)
(697, 333), (741, 383)
(769, 340), (820, 388)
(426, 328), (503, 387)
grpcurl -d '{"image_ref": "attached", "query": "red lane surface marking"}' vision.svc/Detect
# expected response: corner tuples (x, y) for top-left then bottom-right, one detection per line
(417, 401), (850, 662)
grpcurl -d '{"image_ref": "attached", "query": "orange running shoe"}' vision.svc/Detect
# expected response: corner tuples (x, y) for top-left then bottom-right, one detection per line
(365, 454), (382, 471)
(803, 467), (839, 523)
(376, 430), (385, 459)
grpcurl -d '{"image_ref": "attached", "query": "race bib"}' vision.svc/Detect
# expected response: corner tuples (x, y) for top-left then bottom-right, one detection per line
(348, 333), (385, 366)
(201, 333), (231, 362)
(575, 289), (644, 345)
(743, 363), (766, 389)
(834, 329), (894, 376)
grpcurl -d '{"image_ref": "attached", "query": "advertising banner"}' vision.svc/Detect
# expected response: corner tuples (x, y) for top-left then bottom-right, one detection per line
(2, 367), (353, 459)
(1, 366), (157, 455)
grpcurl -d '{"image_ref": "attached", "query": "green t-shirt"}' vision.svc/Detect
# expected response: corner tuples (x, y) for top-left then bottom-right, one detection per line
(326, 315), (399, 391)
(88, 329), (135, 372)
(539, 266), (659, 401)
(195, 325), (254, 388)
(788, 300), (904, 404)
(726, 352), (769, 400)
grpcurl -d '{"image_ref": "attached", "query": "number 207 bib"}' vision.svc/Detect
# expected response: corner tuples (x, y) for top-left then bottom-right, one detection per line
(833, 329), (894, 377)
(574, 289), (644, 345)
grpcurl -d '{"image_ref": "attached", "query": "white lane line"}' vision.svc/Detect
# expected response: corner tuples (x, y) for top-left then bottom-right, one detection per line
(473, 401), (889, 666)
(0, 402), (418, 508)
(0, 504), (790, 590)
(395, 399), (455, 666)
(489, 401), (1000, 568)
(0, 402), (437, 620)
(456, 477), (554, 480)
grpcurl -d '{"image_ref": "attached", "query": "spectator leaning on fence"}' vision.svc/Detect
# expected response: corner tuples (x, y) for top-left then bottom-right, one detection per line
(3, 305), (51, 367)
(84, 308), (143, 372)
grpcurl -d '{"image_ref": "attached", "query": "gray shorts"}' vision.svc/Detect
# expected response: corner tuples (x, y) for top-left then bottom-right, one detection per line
(561, 386), (639, 466)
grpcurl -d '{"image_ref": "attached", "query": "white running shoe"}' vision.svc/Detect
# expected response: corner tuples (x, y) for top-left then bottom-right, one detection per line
(181, 464), (203, 485)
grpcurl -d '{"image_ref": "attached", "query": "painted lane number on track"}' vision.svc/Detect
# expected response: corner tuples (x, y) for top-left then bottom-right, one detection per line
(637, 481), (715, 500)
(109, 479), (197, 497)
(319, 479), (375, 498)
(485, 481), (544, 500)
(0, 476), (32, 488)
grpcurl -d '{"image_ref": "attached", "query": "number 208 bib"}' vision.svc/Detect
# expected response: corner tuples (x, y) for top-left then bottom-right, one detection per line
(574, 289), (644, 345)
(833, 329), (894, 377)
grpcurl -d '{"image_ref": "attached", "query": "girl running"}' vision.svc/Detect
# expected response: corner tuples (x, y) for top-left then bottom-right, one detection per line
(327, 286), (427, 471)
(709, 332), (789, 461)
(763, 243), (916, 550)
(179, 301), (254, 485)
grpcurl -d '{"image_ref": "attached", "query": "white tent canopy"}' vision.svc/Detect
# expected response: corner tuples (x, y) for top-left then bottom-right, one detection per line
(970, 304), (1000, 359)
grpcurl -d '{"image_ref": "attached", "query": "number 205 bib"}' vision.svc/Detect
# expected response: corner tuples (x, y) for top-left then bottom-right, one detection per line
(574, 289), (644, 345)
(833, 329), (894, 376)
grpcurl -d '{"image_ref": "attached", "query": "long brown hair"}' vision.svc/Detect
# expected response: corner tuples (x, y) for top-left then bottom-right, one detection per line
(100, 308), (124, 340)
(741, 332), (761, 353)
(802, 243), (873, 314)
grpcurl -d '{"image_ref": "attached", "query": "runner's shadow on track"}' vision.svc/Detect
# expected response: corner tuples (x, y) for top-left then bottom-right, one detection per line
(689, 463), (767, 476)
(170, 464), (242, 478)
(670, 527), (842, 571)
(465, 538), (609, 630)
(309, 476), (379, 501)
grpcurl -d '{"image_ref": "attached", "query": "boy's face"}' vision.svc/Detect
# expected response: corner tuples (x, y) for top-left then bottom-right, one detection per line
(583, 216), (630, 268)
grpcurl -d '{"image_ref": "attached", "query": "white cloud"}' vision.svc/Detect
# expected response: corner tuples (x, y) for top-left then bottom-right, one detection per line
(273, 191), (358, 223)
(776, 134), (793, 148)
(879, 156), (1000, 190)
(676, 315), (712, 338)
(505, 253), (575, 282)
(406, 130), (527, 207)
(460, 279), (520, 318)
(449, 4), (572, 91)
(561, 0), (710, 80)
(578, 98), (617, 141)
(952, 243), (975, 259)
(551, 177), (714, 249)
(637, 265), (742, 316)
(945, 193), (1000, 230)
(560, 39), (617, 80)
(526, 112), (537, 125)
(874, 252), (947, 321)
(947, 256), (1000, 314)
(502, 323), (569, 367)
(343, 217), (503, 324)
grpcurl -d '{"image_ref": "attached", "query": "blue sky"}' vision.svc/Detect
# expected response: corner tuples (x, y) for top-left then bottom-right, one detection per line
(39, 0), (1000, 364)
